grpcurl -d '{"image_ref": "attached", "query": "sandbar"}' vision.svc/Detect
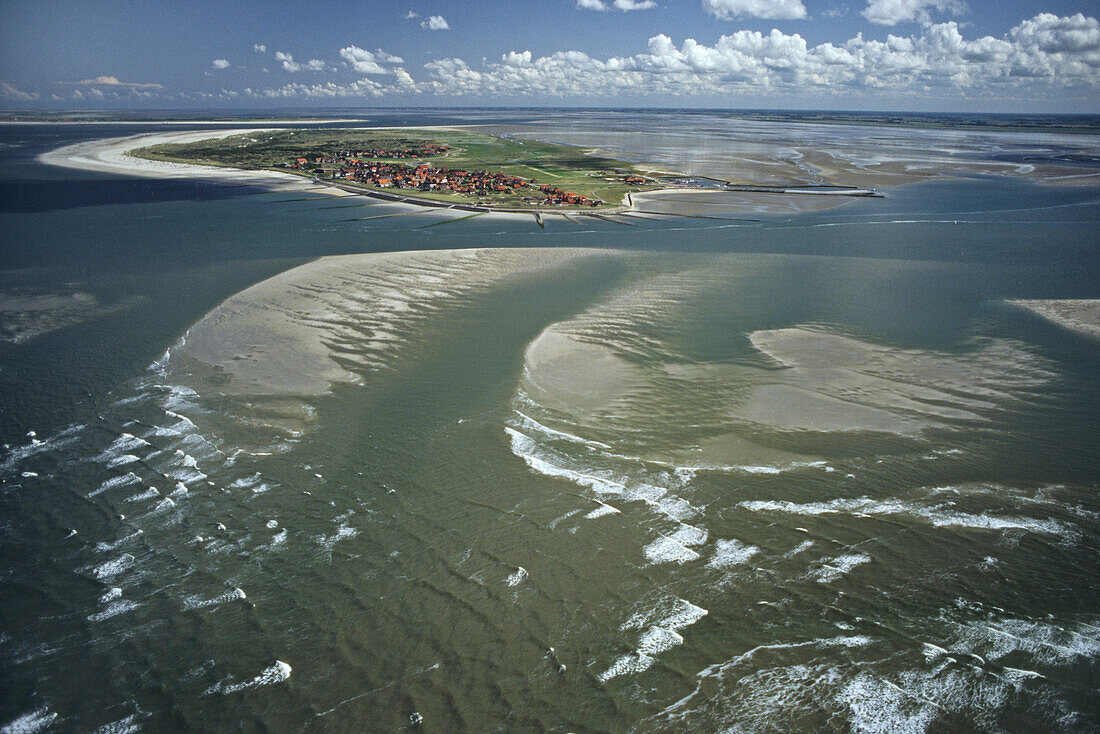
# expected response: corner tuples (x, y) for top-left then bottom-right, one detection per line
(1007, 299), (1100, 340)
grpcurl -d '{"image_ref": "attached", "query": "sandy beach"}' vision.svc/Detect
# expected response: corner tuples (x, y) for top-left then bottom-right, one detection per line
(37, 129), (352, 196)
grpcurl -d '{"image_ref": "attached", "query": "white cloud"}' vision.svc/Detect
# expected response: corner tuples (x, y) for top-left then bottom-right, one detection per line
(862, 0), (965, 26)
(421, 15), (449, 30)
(339, 46), (405, 75)
(404, 10), (419, 19)
(253, 44), (266, 53)
(578, 0), (656, 10)
(238, 13), (1099, 103)
(68, 75), (164, 89)
(414, 14), (1100, 98)
(274, 52), (325, 72)
(0, 81), (38, 100)
(212, 59), (231, 69)
(703, 0), (807, 20)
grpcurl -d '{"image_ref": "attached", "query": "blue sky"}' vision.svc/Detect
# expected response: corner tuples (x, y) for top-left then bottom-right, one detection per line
(1, 0), (1098, 112)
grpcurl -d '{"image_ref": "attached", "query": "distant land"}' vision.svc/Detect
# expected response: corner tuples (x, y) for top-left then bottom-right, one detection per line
(4, 108), (1100, 135)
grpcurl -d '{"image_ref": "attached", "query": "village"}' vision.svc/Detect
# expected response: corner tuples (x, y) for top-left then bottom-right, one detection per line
(282, 146), (611, 207)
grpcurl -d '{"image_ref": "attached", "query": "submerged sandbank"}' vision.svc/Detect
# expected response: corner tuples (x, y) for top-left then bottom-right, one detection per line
(174, 248), (612, 396)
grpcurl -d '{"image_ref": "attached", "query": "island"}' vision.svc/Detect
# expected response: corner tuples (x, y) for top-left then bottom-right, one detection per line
(132, 128), (665, 212)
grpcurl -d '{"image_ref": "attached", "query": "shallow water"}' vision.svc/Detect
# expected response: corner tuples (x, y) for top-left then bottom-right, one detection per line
(1, 112), (1098, 733)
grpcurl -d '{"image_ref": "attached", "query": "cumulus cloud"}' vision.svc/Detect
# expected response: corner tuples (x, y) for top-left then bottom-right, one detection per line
(253, 44), (266, 53)
(274, 52), (325, 72)
(415, 14), (1100, 98)
(0, 81), (39, 100)
(703, 0), (807, 20)
(577, 0), (608, 9)
(421, 15), (449, 30)
(237, 12), (1099, 103)
(67, 75), (164, 89)
(863, 0), (965, 26)
(339, 46), (405, 75)
(212, 59), (230, 69)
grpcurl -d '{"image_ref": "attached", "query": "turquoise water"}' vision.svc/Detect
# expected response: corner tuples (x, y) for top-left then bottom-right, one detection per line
(1, 113), (1099, 732)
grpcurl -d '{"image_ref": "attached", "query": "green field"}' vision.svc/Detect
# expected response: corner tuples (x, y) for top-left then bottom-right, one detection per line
(132, 128), (664, 209)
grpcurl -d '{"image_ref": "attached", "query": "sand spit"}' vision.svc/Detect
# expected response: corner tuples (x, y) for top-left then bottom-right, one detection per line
(1008, 300), (1100, 340)
(176, 248), (611, 396)
(38, 129), (352, 197)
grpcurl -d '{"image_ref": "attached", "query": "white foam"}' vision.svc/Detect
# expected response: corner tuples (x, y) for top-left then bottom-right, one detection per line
(838, 672), (937, 734)
(88, 599), (140, 622)
(126, 486), (160, 502)
(505, 567), (528, 587)
(90, 554), (134, 580)
(624, 597), (709, 632)
(598, 652), (655, 683)
(151, 497), (176, 513)
(182, 587), (246, 610)
(644, 536), (701, 564)
(508, 427), (700, 523)
(585, 501), (620, 519)
(89, 472), (140, 497)
(318, 522), (358, 551)
(270, 529), (287, 547)
(106, 454), (141, 469)
(92, 714), (141, 734)
(637, 626), (684, 655)
(94, 530), (143, 552)
(0, 708), (57, 734)
(739, 497), (1075, 538)
(229, 473), (262, 490)
(707, 538), (761, 569)
(99, 587), (123, 604)
(266, 520), (279, 529)
(811, 553), (872, 583)
(512, 409), (613, 451)
(205, 660), (292, 695)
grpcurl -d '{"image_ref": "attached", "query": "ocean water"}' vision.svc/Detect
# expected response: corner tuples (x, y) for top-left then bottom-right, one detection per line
(1, 111), (1099, 733)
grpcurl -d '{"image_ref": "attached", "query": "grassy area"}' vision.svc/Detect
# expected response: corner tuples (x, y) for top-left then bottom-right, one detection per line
(132, 128), (665, 209)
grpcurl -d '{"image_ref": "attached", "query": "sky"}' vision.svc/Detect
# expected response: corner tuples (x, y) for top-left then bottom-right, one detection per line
(1, 0), (1098, 113)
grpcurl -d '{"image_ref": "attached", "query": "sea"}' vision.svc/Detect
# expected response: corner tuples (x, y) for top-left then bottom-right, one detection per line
(0, 109), (1098, 733)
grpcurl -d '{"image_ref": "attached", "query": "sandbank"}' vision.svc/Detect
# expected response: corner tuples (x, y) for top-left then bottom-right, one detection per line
(1007, 299), (1100, 339)
(173, 248), (612, 396)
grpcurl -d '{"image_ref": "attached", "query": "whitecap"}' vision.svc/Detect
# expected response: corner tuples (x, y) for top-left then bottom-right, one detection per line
(90, 554), (134, 580)
(204, 660), (291, 695)
(89, 472), (141, 497)
(811, 553), (872, 583)
(585, 502), (620, 519)
(707, 538), (761, 569)
(505, 567), (528, 587)
(598, 652), (655, 683)
(0, 707), (57, 734)
(182, 587), (246, 610)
